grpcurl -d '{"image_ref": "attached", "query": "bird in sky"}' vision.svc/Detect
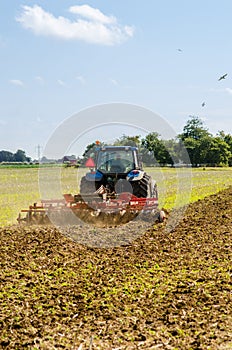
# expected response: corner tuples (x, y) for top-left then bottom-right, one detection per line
(201, 102), (205, 107)
(218, 73), (228, 81)
(177, 48), (182, 52)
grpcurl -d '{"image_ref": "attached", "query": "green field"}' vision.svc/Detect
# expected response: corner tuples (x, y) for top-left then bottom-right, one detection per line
(0, 166), (232, 226)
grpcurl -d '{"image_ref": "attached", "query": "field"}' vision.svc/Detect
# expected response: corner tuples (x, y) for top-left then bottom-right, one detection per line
(0, 166), (232, 226)
(0, 167), (232, 349)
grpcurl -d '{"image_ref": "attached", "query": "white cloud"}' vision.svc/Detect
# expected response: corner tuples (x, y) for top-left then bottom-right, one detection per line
(210, 87), (232, 96)
(110, 79), (119, 86)
(36, 116), (42, 122)
(76, 75), (86, 85)
(35, 76), (44, 84)
(16, 5), (134, 45)
(9, 79), (24, 87)
(57, 79), (67, 87)
(225, 87), (232, 95)
(69, 5), (116, 25)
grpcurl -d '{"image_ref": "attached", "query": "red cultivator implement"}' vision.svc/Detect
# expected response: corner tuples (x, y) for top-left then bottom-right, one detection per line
(17, 192), (165, 227)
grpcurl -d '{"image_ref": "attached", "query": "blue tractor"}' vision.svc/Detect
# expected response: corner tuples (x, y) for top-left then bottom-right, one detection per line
(80, 146), (158, 199)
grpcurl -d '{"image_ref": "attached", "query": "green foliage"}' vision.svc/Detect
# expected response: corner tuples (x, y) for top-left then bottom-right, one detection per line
(141, 132), (174, 166)
(82, 142), (97, 158)
(0, 150), (14, 162)
(113, 134), (141, 147)
(204, 137), (231, 166)
(95, 116), (232, 167)
(82, 141), (104, 165)
(179, 115), (211, 141)
(0, 149), (31, 163)
(178, 116), (232, 166)
(217, 131), (232, 166)
(181, 136), (200, 166)
(14, 149), (30, 162)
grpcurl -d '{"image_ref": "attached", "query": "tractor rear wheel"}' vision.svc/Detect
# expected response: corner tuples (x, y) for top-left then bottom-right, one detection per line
(80, 176), (96, 194)
(131, 173), (154, 198)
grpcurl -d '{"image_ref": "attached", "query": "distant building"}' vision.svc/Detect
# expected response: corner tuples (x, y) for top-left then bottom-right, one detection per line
(40, 156), (57, 164)
(62, 155), (77, 165)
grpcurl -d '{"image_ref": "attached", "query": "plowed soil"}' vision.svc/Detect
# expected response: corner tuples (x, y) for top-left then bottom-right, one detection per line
(1, 187), (232, 349)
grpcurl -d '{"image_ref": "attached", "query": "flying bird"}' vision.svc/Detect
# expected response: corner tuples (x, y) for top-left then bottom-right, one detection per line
(218, 73), (228, 81)
(177, 48), (182, 52)
(201, 102), (205, 107)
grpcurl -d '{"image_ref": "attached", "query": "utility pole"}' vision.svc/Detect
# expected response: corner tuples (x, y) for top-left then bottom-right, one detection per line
(35, 145), (42, 162)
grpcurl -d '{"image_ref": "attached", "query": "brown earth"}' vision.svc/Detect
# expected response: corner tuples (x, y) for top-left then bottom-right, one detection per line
(0, 187), (232, 349)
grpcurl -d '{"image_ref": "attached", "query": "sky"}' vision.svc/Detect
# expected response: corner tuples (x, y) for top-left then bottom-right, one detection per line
(1, 0), (232, 159)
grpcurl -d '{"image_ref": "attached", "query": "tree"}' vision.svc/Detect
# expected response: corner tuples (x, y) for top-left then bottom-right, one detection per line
(141, 132), (174, 165)
(82, 142), (96, 158)
(217, 131), (232, 166)
(180, 137), (200, 166)
(163, 139), (179, 165)
(179, 116), (210, 141)
(13, 149), (30, 162)
(0, 150), (14, 162)
(178, 116), (212, 166)
(113, 135), (141, 147)
(204, 136), (231, 166)
(81, 141), (103, 165)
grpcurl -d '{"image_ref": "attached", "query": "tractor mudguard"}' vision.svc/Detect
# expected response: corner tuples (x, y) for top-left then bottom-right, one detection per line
(126, 169), (145, 182)
(85, 170), (103, 182)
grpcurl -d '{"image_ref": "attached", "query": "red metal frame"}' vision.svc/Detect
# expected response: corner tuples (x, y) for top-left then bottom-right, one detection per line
(17, 192), (159, 223)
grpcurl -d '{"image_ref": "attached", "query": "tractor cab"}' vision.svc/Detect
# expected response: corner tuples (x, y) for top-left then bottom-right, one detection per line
(82, 145), (150, 197)
(96, 146), (140, 174)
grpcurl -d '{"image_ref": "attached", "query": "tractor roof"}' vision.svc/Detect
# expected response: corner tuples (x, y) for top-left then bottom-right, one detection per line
(97, 145), (138, 151)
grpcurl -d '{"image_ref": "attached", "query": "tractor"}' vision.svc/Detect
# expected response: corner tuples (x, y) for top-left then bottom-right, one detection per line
(80, 145), (158, 199)
(17, 145), (165, 226)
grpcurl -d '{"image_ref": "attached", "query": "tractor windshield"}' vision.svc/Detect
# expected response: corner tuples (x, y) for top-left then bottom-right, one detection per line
(97, 149), (135, 173)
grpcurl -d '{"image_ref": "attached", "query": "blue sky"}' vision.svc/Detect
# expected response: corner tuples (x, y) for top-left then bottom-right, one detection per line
(1, 1), (232, 159)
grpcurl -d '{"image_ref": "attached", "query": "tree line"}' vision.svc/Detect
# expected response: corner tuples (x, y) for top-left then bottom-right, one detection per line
(0, 149), (31, 163)
(83, 116), (232, 167)
(1, 116), (231, 167)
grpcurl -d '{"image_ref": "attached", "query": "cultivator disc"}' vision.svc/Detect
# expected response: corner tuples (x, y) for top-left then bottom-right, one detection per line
(18, 192), (165, 227)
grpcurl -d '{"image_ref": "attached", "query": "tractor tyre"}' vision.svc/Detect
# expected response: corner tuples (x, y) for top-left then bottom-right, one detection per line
(80, 176), (96, 194)
(131, 173), (153, 198)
